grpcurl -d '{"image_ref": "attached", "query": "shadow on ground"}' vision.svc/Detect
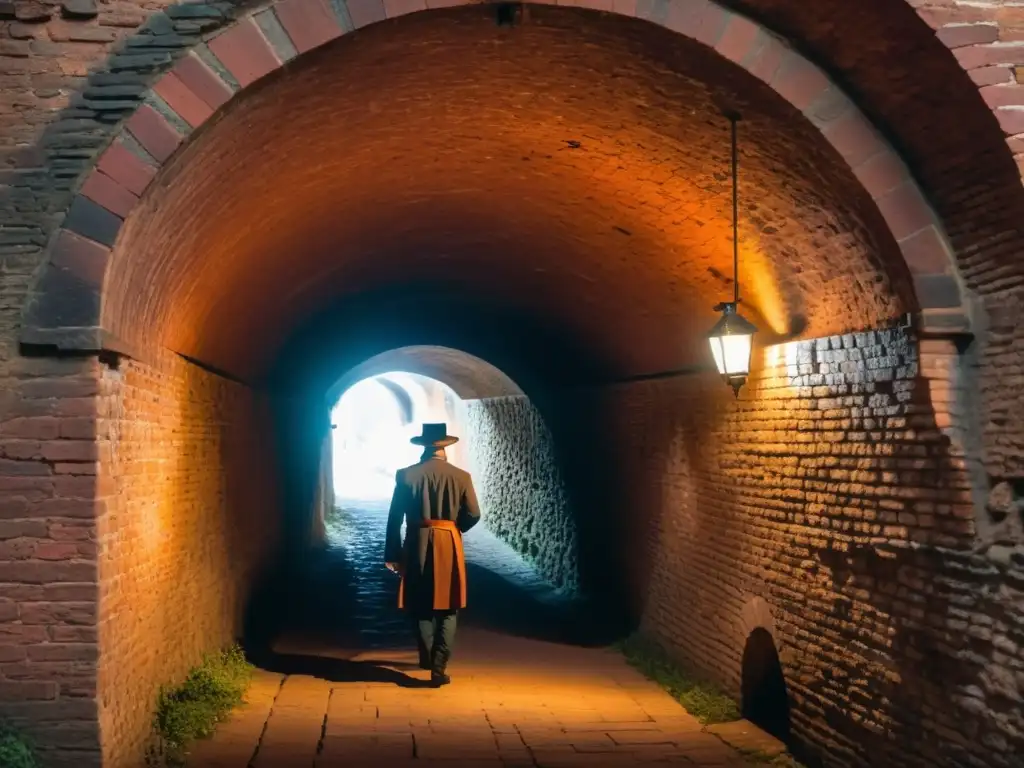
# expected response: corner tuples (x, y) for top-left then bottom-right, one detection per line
(249, 651), (437, 688)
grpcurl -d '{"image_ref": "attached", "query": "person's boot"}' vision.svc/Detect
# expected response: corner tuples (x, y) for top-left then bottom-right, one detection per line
(418, 652), (431, 670)
(430, 667), (451, 686)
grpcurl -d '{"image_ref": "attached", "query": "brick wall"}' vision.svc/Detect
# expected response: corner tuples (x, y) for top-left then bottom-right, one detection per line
(95, 349), (279, 767)
(463, 396), (576, 591)
(563, 327), (1023, 768)
(0, 355), (104, 768)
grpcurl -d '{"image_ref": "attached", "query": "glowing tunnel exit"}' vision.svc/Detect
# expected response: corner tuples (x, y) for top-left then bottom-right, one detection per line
(330, 372), (470, 502)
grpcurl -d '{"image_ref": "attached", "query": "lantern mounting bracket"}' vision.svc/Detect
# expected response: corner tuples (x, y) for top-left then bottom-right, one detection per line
(713, 299), (742, 313)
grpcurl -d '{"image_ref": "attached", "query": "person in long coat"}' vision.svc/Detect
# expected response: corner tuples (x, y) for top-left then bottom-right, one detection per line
(385, 423), (481, 686)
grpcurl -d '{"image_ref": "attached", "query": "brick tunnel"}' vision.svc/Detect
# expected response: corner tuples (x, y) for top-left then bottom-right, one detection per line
(3, 1), (1024, 767)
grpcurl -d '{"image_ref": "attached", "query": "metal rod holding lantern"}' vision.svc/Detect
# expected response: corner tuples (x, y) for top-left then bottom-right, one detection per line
(707, 111), (758, 398)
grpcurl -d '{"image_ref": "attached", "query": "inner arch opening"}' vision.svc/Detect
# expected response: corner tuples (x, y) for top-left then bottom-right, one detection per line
(269, 347), (598, 663)
(741, 628), (792, 745)
(330, 372), (464, 503)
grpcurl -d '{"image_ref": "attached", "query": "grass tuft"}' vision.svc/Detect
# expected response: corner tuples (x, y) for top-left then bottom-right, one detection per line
(615, 634), (741, 725)
(148, 644), (254, 766)
(0, 722), (39, 768)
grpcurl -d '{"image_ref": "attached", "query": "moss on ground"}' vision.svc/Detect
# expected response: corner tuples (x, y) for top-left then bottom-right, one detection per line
(148, 644), (254, 766)
(615, 634), (741, 725)
(616, 635), (807, 768)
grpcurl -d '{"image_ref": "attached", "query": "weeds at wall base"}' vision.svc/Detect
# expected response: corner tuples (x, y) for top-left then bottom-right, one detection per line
(0, 722), (39, 768)
(737, 747), (805, 767)
(146, 644), (254, 767)
(615, 634), (741, 724)
(615, 635), (805, 768)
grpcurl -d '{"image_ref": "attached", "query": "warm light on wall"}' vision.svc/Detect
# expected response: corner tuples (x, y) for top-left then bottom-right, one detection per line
(763, 340), (801, 369)
(707, 111), (757, 396)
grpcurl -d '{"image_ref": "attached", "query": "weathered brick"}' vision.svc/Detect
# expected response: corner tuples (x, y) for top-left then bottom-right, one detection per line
(772, 50), (831, 111)
(274, 0), (342, 53)
(33, 542), (82, 560)
(0, 699), (97, 721)
(28, 499), (96, 519)
(0, 646), (28, 663)
(50, 625), (96, 642)
(714, 13), (759, 64)
(383, 0), (425, 19)
(874, 181), (936, 240)
(58, 418), (95, 440)
(955, 42), (1024, 70)
(0, 418), (60, 440)
(0, 459), (50, 476)
(151, 71), (213, 128)
(0, 560), (96, 584)
(937, 24), (999, 49)
(79, 169), (139, 219)
(0, 625), (49, 645)
(63, 195), (122, 248)
(899, 227), (956, 275)
(207, 17), (280, 87)
(0, 599), (17, 621)
(0, 521), (48, 539)
(0, 681), (58, 701)
(27, 643), (97, 662)
(47, 21), (114, 44)
(19, 602), (95, 625)
(48, 228), (110, 287)
(19, 379), (99, 400)
(95, 140), (156, 196)
(39, 441), (99, 462)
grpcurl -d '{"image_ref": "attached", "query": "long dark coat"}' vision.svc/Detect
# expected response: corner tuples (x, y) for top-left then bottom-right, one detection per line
(384, 457), (481, 612)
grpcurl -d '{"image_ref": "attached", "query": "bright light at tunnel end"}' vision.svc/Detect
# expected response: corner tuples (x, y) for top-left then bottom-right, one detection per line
(331, 373), (467, 502)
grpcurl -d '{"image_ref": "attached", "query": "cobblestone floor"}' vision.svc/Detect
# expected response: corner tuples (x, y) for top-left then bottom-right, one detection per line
(185, 504), (779, 767)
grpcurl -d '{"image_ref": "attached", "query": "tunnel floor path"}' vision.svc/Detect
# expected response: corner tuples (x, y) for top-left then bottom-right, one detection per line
(185, 504), (774, 766)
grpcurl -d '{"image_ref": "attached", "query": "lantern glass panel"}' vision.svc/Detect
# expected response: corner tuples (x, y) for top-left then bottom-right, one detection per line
(709, 336), (726, 376)
(720, 332), (752, 376)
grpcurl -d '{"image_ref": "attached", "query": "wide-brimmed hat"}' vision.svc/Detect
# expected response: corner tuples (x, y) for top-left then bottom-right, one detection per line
(410, 423), (459, 448)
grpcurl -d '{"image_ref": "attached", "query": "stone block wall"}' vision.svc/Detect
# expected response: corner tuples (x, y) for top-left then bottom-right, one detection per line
(564, 327), (1023, 768)
(463, 396), (576, 592)
(95, 350), (280, 767)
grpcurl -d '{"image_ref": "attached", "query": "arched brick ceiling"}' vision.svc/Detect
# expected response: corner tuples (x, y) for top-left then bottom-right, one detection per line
(329, 346), (524, 401)
(105, 6), (913, 383)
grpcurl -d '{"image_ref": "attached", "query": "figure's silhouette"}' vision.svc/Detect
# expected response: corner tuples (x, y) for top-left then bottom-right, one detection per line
(385, 423), (481, 686)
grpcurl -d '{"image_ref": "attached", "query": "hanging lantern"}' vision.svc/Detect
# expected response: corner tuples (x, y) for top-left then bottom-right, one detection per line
(708, 301), (757, 395)
(708, 111), (757, 396)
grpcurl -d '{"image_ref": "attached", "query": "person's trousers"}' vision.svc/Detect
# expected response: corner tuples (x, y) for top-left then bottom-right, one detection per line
(414, 610), (458, 673)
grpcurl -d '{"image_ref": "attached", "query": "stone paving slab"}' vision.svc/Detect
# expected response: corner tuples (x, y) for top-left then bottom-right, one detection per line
(184, 628), (772, 767)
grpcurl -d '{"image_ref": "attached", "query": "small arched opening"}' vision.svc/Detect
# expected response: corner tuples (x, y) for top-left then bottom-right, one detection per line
(741, 628), (792, 745)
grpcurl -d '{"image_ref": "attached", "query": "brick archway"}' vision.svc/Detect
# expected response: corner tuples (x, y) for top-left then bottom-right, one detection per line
(19, 0), (974, 355)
